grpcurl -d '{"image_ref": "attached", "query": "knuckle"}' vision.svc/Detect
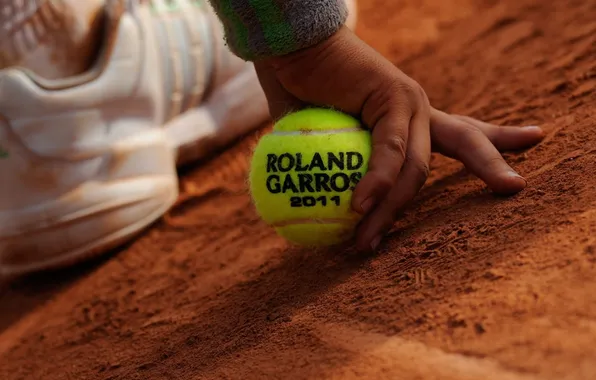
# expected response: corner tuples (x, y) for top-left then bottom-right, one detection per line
(413, 82), (427, 101)
(391, 79), (427, 106)
(391, 80), (417, 100)
(455, 122), (484, 144)
(418, 86), (431, 110)
(456, 120), (482, 135)
(367, 79), (423, 125)
(377, 135), (408, 161)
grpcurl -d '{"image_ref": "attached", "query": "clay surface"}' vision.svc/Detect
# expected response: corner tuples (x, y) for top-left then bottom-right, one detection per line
(1, 0), (595, 378)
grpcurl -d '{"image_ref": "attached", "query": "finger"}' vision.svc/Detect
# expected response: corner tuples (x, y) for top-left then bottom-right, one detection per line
(254, 62), (305, 119)
(351, 99), (413, 215)
(356, 105), (431, 251)
(431, 110), (526, 194)
(453, 115), (544, 151)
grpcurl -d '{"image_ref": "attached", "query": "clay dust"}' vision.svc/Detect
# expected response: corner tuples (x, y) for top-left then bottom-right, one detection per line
(1, 0), (595, 379)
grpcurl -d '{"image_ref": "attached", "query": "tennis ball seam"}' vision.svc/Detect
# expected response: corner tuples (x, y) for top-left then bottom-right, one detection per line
(270, 127), (363, 136)
(271, 217), (358, 227)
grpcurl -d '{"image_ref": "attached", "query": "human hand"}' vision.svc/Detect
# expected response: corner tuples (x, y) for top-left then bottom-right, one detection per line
(355, 108), (545, 251)
(255, 27), (544, 252)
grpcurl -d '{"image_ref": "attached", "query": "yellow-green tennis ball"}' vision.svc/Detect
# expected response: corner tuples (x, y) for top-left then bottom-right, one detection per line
(249, 108), (372, 246)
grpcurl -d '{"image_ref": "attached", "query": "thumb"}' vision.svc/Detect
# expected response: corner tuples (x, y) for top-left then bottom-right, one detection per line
(254, 61), (305, 119)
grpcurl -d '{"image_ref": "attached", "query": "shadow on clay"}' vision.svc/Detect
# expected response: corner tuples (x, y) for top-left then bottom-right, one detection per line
(0, 240), (135, 337)
(129, 167), (539, 377)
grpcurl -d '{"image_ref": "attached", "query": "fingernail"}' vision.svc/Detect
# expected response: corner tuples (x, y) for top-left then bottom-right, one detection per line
(507, 171), (527, 186)
(522, 126), (542, 132)
(360, 197), (376, 214)
(371, 235), (382, 251)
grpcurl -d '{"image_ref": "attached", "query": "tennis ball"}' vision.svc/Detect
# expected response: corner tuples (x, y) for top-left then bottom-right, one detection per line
(249, 108), (372, 246)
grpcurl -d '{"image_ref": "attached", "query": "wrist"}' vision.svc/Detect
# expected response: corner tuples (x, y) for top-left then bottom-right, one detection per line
(263, 27), (351, 70)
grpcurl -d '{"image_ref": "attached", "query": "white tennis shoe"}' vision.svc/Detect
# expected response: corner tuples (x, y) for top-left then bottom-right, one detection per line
(0, 0), (272, 275)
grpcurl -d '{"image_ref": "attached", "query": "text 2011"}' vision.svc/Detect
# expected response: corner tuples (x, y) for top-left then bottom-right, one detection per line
(290, 196), (341, 208)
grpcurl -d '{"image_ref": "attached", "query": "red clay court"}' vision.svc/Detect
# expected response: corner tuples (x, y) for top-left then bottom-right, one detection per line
(1, 0), (595, 378)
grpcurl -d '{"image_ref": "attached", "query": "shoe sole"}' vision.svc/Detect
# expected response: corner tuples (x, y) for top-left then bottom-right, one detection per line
(0, 129), (178, 276)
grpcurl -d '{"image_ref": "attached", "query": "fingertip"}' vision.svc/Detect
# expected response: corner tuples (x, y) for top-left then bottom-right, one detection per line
(351, 174), (392, 214)
(491, 171), (528, 195)
(356, 234), (376, 253)
(351, 193), (367, 215)
(356, 239), (372, 253)
(355, 229), (385, 253)
(521, 125), (546, 140)
(354, 209), (393, 253)
(351, 188), (371, 214)
(522, 125), (543, 133)
(358, 197), (376, 215)
(354, 219), (375, 252)
(506, 171), (528, 187)
(370, 235), (382, 251)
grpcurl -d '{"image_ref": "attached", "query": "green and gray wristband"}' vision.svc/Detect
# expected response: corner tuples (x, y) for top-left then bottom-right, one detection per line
(209, 0), (348, 61)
